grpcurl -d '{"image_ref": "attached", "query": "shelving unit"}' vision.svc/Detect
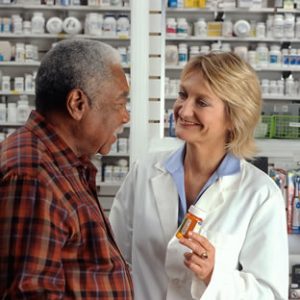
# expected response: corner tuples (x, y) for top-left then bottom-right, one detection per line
(0, 2), (131, 195)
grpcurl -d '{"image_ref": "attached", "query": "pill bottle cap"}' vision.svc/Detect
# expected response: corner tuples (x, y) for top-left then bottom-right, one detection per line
(188, 205), (207, 220)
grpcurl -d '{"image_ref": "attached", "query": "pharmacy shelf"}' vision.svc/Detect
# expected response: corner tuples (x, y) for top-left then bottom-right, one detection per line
(0, 91), (35, 96)
(165, 65), (300, 72)
(0, 61), (40, 67)
(256, 139), (300, 158)
(166, 36), (300, 43)
(0, 4), (130, 12)
(166, 7), (276, 13)
(0, 33), (130, 40)
(0, 61), (130, 70)
(165, 95), (300, 101)
(96, 182), (122, 187)
(0, 121), (23, 127)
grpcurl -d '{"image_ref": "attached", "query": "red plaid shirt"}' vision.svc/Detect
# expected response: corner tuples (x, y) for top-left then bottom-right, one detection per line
(0, 111), (133, 299)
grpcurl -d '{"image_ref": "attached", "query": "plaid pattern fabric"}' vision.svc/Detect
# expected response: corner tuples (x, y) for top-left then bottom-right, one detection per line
(0, 111), (133, 299)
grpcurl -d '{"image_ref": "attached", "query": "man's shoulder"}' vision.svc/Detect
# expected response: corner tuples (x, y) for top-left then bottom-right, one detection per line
(0, 127), (48, 177)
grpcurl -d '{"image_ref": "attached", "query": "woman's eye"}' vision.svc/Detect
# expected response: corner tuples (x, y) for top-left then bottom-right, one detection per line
(197, 99), (209, 107)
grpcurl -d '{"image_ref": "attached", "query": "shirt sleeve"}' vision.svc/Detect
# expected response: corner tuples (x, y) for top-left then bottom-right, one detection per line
(191, 192), (289, 300)
(0, 174), (67, 298)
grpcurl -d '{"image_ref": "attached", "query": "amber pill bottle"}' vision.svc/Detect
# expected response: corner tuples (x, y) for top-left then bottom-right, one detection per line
(176, 205), (206, 239)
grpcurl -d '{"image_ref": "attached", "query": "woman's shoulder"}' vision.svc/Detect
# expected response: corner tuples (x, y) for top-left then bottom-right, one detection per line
(240, 159), (280, 194)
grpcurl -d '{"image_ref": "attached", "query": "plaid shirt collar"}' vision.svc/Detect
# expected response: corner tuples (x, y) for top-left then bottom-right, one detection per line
(25, 110), (97, 175)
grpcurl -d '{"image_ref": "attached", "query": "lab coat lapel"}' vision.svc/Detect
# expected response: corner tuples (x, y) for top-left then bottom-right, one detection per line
(151, 166), (178, 243)
(195, 173), (241, 214)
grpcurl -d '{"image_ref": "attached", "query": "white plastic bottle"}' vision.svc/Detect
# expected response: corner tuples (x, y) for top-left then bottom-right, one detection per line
(194, 18), (207, 37)
(266, 15), (274, 38)
(15, 43), (25, 62)
(256, 22), (266, 38)
(285, 75), (296, 96)
(221, 43), (231, 52)
(222, 19), (233, 37)
(7, 102), (17, 123)
(273, 14), (284, 39)
(256, 43), (269, 68)
(277, 79), (284, 95)
(177, 18), (188, 37)
(189, 45), (199, 58)
(116, 14), (130, 38)
(261, 79), (269, 95)
(31, 12), (45, 34)
(17, 95), (30, 123)
(284, 13), (295, 39)
(0, 103), (6, 122)
(85, 13), (101, 35)
(296, 16), (300, 39)
(269, 45), (281, 66)
(103, 14), (116, 37)
(289, 48), (297, 67)
(269, 80), (278, 94)
(178, 43), (188, 66)
(1, 76), (11, 92)
(247, 50), (257, 67)
(166, 18), (177, 37)
(282, 48), (289, 66)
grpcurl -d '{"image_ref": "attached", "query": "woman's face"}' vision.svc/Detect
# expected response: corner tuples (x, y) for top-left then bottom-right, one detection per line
(173, 71), (232, 149)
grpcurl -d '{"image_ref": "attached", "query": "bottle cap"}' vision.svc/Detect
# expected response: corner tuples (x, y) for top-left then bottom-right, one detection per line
(188, 205), (207, 220)
(233, 20), (251, 37)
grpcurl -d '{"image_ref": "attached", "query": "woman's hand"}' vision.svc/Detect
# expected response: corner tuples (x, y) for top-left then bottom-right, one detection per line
(179, 232), (215, 286)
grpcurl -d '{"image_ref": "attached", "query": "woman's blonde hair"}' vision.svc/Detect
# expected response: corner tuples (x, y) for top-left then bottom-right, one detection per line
(181, 51), (262, 159)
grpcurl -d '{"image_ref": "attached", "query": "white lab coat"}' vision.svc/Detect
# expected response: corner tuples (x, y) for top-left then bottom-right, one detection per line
(109, 150), (289, 300)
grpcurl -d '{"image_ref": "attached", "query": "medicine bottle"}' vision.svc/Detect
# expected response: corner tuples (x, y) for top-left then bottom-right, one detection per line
(117, 14), (130, 38)
(273, 14), (284, 39)
(177, 18), (188, 37)
(256, 22), (265, 38)
(166, 18), (177, 37)
(31, 12), (45, 34)
(269, 45), (281, 66)
(194, 18), (207, 37)
(1, 76), (11, 92)
(295, 17), (300, 39)
(103, 14), (117, 37)
(178, 43), (188, 66)
(7, 102), (17, 123)
(284, 13), (295, 39)
(261, 79), (269, 95)
(189, 45), (199, 58)
(289, 48), (297, 67)
(17, 95), (30, 123)
(176, 205), (206, 239)
(256, 43), (268, 68)
(0, 103), (6, 122)
(266, 15), (273, 38)
(282, 48), (289, 66)
(222, 19), (233, 37)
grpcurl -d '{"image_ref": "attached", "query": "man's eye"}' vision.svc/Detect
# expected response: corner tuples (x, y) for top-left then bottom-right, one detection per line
(178, 91), (186, 99)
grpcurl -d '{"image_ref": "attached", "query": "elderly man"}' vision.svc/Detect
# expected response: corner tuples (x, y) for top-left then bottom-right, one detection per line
(0, 39), (133, 299)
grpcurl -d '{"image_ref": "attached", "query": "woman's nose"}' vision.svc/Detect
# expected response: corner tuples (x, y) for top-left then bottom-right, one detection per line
(179, 98), (194, 117)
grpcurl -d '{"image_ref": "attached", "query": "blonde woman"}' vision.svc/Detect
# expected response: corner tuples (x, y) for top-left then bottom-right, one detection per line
(110, 52), (288, 300)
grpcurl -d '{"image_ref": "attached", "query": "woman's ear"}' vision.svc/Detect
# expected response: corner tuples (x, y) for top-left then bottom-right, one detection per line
(66, 89), (90, 121)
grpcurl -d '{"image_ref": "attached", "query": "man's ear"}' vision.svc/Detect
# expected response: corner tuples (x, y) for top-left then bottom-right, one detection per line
(66, 89), (90, 121)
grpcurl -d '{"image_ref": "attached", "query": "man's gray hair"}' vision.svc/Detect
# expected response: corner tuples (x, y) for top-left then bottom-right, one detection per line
(35, 39), (121, 114)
